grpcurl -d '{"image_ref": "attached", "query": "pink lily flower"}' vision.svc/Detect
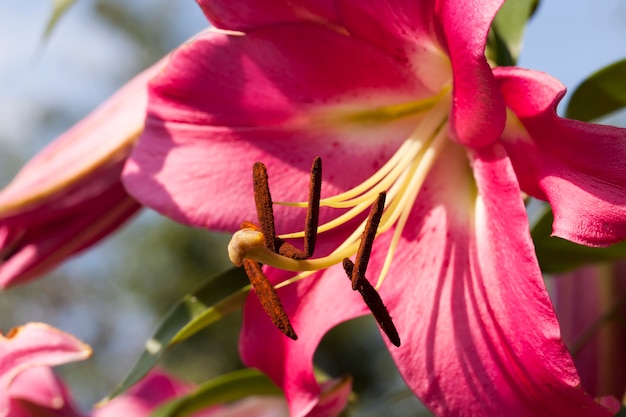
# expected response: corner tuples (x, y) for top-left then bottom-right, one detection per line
(552, 261), (626, 404)
(7, 366), (207, 417)
(0, 58), (167, 289)
(8, 365), (344, 417)
(0, 322), (92, 416)
(122, 1), (626, 416)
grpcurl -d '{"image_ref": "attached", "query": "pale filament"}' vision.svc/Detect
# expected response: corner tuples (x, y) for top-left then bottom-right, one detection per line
(230, 92), (451, 290)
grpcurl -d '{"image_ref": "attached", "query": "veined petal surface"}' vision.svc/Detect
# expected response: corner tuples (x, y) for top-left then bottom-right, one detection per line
(124, 25), (430, 232)
(196, 0), (339, 31)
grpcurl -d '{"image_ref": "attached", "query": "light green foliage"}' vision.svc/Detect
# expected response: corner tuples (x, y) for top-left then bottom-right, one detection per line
(44, 0), (76, 38)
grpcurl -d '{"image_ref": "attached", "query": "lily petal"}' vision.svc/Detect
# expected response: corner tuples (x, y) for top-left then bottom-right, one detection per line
(0, 323), (91, 417)
(0, 58), (166, 287)
(241, 142), (618, 416)
(8, 367), (82, 417)
(440, 0), (506, 148)
(495, 66), (626, 246)
(381, 142), (616, 416)
(196, 0), (339, 31)
(124, 26), (428, 232)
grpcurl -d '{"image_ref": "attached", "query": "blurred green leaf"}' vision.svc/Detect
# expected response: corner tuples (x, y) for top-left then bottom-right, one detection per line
(566, 58), (626, 122)
(102, 268), (250, 402)
(487, 0), (540, 66)
(614, 405), (626, 417)
(44, 0), (76, 38)
(531, 207), (626, 273)
(151, 369), (282, 417)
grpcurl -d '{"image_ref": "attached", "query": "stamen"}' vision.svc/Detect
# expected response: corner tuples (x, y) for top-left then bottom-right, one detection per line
(352, 193), (386, 290)
(343, 258), (400, 347)
(304, 156), (322, 257)
(243, 259), (297, 340)
(253, 162), (277, 252)
(276, 157), (322, 259)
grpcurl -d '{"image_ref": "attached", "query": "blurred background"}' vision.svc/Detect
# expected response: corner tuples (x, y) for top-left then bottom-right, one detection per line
(0, 1), (625, 415)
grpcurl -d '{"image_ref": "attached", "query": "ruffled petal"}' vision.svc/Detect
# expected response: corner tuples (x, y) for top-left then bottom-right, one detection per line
(495, 67), (626, 246)
(376, 142), (615, 416)
(196, 0), (339, 31)
(124, 26), (428, 232)
(0, 323), (91, 416)
(439, 0), (506, 148)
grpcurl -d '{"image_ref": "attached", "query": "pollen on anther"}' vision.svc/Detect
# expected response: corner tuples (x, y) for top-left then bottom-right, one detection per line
(244, 259), (298, 340)
(343, 258), (400, 347)
(351, 192), (386, 290)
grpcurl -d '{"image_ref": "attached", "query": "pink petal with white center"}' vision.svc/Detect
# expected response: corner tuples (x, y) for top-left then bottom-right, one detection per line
(0, 323), (91, 417)
(337, 0), (452, 92)
(195, 0), (339, 32)
(438, 0), (506, 148)
(495, 66), (626, 246)
(124, 25), (429, 232)
(318, 0), (506, 147)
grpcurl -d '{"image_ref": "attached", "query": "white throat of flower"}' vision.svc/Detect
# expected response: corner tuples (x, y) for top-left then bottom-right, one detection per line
(229, 89), (452, 291)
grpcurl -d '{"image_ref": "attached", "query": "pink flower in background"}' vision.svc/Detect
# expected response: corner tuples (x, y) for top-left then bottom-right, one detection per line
(7, 365), (333, 417)
(7, 366), (201, 417)
(552, 261), (626, 404)
(0, 322), (91, 416)
(0, 58), (168, 289)
(123, 1), (626, 416)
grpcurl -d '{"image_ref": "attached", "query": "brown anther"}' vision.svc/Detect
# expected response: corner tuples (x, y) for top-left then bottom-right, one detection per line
(276, 157), (322, 260)
(343, 258), (400, 347)
(351, 192), (386, 290)
(243, 259), (298, 340)
(253, 162), (277, 252)
(304, 156), (322, 258)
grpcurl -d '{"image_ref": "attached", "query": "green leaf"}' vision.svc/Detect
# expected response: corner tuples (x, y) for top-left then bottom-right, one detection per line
(101, 268), (251, 403)
(487, 0), (540, 66)
(151, 369), (282, 417)
(614, 405), (626, 417)
(566, 58), (626, 122)
(44, 0), (77, 39)
(531, 207), (626, 273)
